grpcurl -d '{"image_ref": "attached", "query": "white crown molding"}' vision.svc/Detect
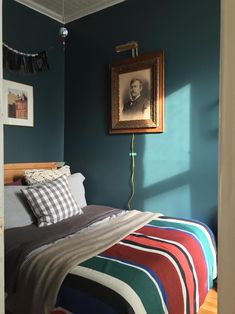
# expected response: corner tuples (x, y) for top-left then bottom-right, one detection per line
(15, 0), (64, 23)
(65, 0), (126, 24)
(14, 0), (126, 24)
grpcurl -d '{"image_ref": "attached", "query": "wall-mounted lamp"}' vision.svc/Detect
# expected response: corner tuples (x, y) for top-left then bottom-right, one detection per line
(115, 41), (139, 57)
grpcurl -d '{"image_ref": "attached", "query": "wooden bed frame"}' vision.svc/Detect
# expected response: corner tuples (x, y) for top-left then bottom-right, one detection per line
(4, 162), (57, 184)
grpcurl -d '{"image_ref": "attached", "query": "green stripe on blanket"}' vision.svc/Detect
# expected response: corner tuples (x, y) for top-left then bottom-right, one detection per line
(81, 255), (166, 314)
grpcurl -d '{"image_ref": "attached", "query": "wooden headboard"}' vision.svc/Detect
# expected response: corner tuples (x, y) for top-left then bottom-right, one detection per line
(4, 162), (58, 184)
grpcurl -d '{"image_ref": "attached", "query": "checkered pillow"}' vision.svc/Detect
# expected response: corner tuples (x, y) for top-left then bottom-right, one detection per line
(22, 175), (83, 227)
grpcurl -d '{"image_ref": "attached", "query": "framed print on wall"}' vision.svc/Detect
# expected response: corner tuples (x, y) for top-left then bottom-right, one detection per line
(3, 80), (34, 127)
(109, 51), (164, 134)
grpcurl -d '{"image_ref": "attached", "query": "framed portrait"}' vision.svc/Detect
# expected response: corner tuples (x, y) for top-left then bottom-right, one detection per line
(109, 51), (164, 134)
(3, 80), (34, 127)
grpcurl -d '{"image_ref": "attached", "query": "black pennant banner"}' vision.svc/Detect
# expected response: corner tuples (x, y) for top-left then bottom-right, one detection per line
(3, 44), (50, 74)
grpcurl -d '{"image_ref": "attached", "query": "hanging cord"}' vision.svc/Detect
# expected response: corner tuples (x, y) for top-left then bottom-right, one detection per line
(127, 49), (138, 210)
(127, 133), (135, 210)
(115, 42), (138, 210)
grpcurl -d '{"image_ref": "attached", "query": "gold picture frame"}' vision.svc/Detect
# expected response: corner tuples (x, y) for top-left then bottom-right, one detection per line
(109, 51), (164, 134)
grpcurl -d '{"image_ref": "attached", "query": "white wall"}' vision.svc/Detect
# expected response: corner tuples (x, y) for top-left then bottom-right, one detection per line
(218, 0), (235, 313)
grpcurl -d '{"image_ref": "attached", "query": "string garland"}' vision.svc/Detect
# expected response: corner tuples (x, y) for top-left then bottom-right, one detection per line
(3, 43), (50, 74)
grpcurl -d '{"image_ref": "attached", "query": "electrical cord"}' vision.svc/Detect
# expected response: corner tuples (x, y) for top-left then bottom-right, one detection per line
(127, 133), (135, 210)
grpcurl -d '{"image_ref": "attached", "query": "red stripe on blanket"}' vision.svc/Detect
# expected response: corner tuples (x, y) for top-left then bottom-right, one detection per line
(138, 225), (208, 304)
(102, 243), (186, 314)
(127, 234), (195, 314)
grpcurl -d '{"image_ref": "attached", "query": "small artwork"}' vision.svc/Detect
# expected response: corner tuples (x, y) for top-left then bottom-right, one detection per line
(109, 51), (164, 134)
(3, 80), (34, 127)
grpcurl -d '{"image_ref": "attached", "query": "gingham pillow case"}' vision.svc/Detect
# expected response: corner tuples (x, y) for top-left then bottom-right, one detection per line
(22, 175), (83, 227)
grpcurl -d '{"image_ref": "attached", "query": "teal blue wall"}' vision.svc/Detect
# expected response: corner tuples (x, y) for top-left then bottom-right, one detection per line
(3, 0), (220, 231)
(3, 0), (64, 162)
(64, 0), (220, 231)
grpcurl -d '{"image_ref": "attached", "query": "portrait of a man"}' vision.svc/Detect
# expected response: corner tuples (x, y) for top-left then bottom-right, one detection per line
(123, 78), (149, 113)
(119, 69), (151, 121)
(110, 51), (164, 134)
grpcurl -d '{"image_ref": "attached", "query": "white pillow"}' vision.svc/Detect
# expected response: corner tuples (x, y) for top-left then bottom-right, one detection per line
(4, 186), (35, 229)
(67, 173), (87, 208)
(24, 165), (71, 185)
(22, 175), (82, 227)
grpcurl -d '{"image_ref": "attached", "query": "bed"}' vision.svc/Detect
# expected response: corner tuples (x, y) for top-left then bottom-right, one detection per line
(4, 162), (217, 314)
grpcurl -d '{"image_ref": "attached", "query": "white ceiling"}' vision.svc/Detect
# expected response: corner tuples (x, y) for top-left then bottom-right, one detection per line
(15, 0), (126, 24)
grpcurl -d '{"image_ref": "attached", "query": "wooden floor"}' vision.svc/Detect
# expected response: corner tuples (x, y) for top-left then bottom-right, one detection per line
(198, 288), (217, 314)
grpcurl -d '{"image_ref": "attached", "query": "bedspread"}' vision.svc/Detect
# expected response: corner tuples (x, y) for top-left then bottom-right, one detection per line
(54, 216), (216, 314)
(8, 209), (216, 314)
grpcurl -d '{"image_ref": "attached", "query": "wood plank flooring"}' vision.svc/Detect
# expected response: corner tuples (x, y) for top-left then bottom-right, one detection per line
(198, 288), (217, 314)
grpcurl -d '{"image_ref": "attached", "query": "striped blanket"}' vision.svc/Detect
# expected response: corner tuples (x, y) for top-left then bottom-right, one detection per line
(53, 216), (216, 314)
